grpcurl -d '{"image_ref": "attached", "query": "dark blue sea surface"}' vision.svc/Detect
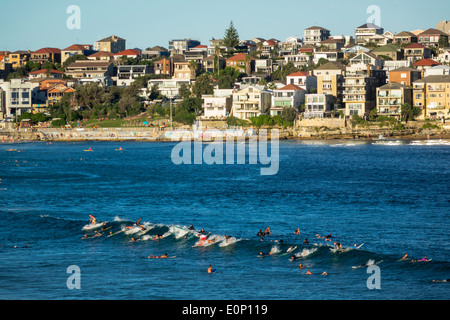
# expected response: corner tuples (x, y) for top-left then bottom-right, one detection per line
(0, 139), (449, 300)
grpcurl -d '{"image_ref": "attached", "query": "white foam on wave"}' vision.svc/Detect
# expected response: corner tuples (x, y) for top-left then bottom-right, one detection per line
(295, 248), (318, 258)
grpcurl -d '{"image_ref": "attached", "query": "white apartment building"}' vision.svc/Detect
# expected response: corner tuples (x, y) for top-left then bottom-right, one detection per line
(232, 85), (272, 120)
(202, 89), (233, 119)
(117, 65), (151, 87)
(0, 79), (34, 119)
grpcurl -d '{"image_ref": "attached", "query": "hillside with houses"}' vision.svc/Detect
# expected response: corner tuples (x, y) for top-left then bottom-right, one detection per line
(1, 21), (450, 135)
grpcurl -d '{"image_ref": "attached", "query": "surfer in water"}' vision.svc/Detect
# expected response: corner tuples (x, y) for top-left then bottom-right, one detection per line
(89, 215), (96, 225)
(208, 265), (213, 273)
(148, 253), (168, 259)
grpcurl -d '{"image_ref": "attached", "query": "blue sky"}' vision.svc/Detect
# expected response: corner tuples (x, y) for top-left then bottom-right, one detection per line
(0, 0), (449, 52)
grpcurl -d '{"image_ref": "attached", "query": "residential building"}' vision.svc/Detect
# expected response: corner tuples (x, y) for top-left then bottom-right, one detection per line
(184, 45), (208, 64)
(313, 50), (343, 63)
(61, 44), (96, 64)
(412, 75), (450, 119)
(417, 28), (449, 48)
(254, 59), (273, 75)
(303, 26), (331, 45)
(142, 46), (170, 60)
(87, 51), (115, 62)
(8, 51), (31, 69)
(342, 45), (371, 59)
(94, 35), (126, 54)
(226, 53), (254, 74)
(261, 40), (278, 58)
(372, 44), (404, 61)
(284, 53), (313, 69)
(117, 65), (151, 87)
(232, 85), (272, 120)
(436, 21), (450, 35)
(355, 23), (384, 44)
(349, 51), (384, 69)
(270, 84), (305, 116)
(201, 89), (233, 119)
(46, 83), (76, 107)
(154, 58), (172, 76)
(343, 68), (378, 117)
(201, 55), (226, 74)
(241, 76), (264, 86)
(114, 49), (141, 62)
(389, 67), (421, 86)
(437, 49), (450, 64)
(28, 69), (64, 80)
(168, 39), (201, 55)
(383, 61), (412, 81)
(413, 58), (440, 72)
(364, 34), (392, 46)
(30, 48), (61, 64)
(319, 38), (345, 51)
(65, 61), (114, 79)
(404, 43), (433, 63)
(376, 82), (412, 118)
(286, 71), (317, 92)
(425, 65), (450, 77)
(173, 61), (196, 80)
(279, 37), (303, 56)
(313, 61), (346, 107)
(304, 94), (334, 118)
(148, 79), (192, 98)
(78, 77), (113, 88)
(0, 79), (33, 118)
(393, 31), (418, 44)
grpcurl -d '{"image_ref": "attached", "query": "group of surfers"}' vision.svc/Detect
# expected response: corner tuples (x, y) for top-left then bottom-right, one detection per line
(83, 217), (434, 275)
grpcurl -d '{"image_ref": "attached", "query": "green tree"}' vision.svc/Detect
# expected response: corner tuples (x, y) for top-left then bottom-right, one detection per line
(272, 62), (300, 83)
(63, 54), (88, 68)
(439, 36), (449, 48)
(401, 103), (421, 123)
(191, 74), (214, 99)
(281, 107), (298, 123)
(223, 21), (240, 48)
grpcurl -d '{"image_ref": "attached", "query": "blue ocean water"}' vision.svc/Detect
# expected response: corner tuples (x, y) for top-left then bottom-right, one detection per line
(0, 139), (449, 300)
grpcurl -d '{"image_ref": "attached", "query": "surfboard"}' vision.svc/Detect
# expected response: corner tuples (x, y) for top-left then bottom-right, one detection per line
(287, 246), (298, 253)
(107, 229), (125, 237)
(82, 222), (103, 231)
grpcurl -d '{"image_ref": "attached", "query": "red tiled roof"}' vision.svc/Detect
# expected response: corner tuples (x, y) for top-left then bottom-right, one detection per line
(48, 85), (75, 94)
(32, 47), (61, 54)
(418, 28), (448, 37)
(405, 43), (426, 49)
(115, 49), (140, 56)
(278, 84), (305, 91)
(193, 45), (207, 49)
(227, 53), (253, 61)
(287, 71), (310, 77)
(413, 58), (440, 66)
(29, 69), (64, 75)
(263, 40), (276, 46)
(63, 44), (91, 51)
